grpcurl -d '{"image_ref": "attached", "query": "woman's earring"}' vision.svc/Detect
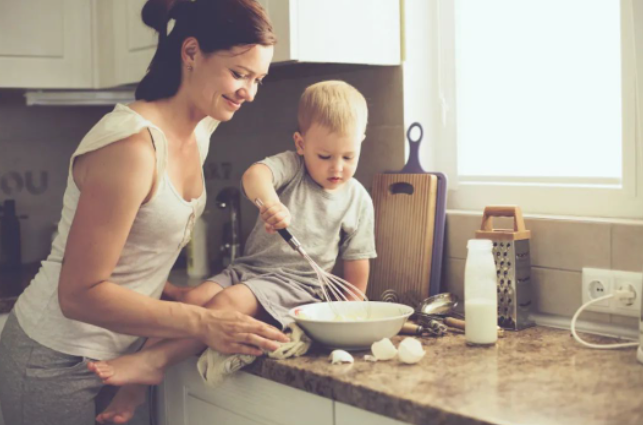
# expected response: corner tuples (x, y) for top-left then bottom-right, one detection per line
(187, 65), (193, 71)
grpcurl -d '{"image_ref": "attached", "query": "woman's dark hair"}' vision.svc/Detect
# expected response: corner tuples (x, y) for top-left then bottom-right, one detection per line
(136, 0), (276, 101)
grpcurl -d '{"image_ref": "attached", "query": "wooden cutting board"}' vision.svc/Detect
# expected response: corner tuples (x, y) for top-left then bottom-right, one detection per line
(367, 172), (438, 306)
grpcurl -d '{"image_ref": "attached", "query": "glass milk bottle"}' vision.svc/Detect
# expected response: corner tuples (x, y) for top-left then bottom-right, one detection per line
(464, 239), (498, 345)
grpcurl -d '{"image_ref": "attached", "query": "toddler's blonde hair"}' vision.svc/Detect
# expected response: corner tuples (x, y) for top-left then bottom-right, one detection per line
(297, 80), (368, 136)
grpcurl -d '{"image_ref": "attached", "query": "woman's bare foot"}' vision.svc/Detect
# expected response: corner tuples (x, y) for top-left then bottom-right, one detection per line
(96, 384), (147, 424)
(88, 350), (165, 386)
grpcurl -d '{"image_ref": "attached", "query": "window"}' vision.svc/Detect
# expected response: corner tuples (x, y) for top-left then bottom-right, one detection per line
(435, 0), (642, 219)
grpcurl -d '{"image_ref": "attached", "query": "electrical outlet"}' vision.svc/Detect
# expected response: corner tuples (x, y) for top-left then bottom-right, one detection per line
(612, 270), (643, 318)
(581, 268), (643, 317)
(582, 268), (612, 311)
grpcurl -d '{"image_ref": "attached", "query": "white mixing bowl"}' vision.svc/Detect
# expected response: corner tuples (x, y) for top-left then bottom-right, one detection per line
(288, 301), (414, 350)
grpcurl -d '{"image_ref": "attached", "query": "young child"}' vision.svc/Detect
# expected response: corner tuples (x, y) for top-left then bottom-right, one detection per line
(88, 80), (376, 423)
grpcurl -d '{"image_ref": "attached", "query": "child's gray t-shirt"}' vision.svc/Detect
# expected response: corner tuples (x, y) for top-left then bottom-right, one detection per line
(232, 150), (377, 287)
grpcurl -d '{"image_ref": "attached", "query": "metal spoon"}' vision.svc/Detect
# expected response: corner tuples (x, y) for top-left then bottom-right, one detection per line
(418, 293), (460, 316)
(416, 293), (466, 330)
(417, 293), (505, 337)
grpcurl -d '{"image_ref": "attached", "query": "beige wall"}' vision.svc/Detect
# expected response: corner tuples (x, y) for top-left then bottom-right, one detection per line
(0, 90), (112, 263)
(0, 64), (405, 266)
(5, 64), (640, 329)
(443, 211), (643, 327)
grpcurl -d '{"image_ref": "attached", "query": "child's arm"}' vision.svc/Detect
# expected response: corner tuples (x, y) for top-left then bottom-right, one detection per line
(343, 259), (370, 300)
(242, 163), (291, 233)
(242, 163), (279, 205)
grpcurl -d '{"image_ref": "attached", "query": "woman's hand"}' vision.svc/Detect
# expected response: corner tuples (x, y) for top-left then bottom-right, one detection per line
(199, 310), (289, 356)
(259, 200), (291, 234)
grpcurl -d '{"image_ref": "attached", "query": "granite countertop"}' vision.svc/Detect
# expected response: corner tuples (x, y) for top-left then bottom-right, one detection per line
(0, 264), (38, 314)
(5, 269), (643, 424)
(245, 326), (643, 425)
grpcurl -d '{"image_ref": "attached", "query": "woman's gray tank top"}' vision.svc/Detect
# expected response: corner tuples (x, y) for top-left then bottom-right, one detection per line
(14, 104), (218, 360)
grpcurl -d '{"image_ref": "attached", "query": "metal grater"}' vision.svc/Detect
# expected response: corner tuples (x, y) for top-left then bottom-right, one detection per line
(475, 206), (535, 331)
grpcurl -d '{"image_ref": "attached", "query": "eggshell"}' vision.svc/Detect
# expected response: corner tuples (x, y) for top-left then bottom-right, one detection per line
(398, 337), (426, 364)
(371, 338), (397, 360)
(329, 350), (354, 364)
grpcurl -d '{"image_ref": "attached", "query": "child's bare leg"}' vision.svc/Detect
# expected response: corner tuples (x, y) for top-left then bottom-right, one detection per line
(89, 284), (263, 386)
(92, 281), (242, 423)
(88, 281), (224, 383)
(163, 280), (222, 305)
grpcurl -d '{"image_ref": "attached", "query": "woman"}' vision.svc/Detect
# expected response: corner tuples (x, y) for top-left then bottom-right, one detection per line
(0, 0), (288, 424)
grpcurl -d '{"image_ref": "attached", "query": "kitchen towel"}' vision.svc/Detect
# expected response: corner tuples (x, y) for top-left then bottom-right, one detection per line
(197, 323), (311, 387)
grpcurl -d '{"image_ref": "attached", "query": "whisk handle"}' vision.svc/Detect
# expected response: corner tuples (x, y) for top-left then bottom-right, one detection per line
(277, 228), (304, 253)
(254, 198), (305, 255)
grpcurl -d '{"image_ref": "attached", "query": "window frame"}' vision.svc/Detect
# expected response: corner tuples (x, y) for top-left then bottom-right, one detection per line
(434, 0), (642, 219)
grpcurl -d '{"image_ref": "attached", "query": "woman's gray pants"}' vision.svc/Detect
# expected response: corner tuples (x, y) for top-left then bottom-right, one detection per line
(0, 311), (151, 425)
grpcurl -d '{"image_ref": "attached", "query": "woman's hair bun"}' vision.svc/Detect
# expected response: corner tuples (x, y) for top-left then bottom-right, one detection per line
(168, 0), (195, 21)
(141, 0), (176, 36)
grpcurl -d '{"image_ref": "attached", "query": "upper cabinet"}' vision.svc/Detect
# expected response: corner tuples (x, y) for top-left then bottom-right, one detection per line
(0, 0), (94, 88)
(0, 0), (155, 89)
(0, 0), (400, 89)
(259, 0), (400, 65)
(93, 0), (157, 88)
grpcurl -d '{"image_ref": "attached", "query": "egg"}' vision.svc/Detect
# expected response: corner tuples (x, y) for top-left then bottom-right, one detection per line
(371, 338), (397, 361)
(398, 337), (426, 364)
(329, 350), (354, 364)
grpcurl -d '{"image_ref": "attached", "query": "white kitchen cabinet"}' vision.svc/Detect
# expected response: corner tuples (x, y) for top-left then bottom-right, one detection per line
(238, 0), (400, 65)
(159, 358), (334, 425)
(335, 401), (410, 425)
(93, 0), (157, 88)
(0, 0), (93, 88)
(0, 0), (156, 89)
(158, 357), (415, 425)
(0, 0), (399, 89)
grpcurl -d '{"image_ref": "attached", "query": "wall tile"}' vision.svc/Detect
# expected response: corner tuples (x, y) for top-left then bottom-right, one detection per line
(530, 267), (607, 324)
(526, 218), (611, 271)
(444, 213), (481, 260)
(441, 257), (465, 304)
(611, 223), (643, 272)
(610, 315), (639, 329)
(0, 90), (112, 263)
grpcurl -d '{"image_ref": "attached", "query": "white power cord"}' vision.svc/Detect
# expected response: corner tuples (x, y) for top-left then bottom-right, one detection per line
(571, 288), (640, 349)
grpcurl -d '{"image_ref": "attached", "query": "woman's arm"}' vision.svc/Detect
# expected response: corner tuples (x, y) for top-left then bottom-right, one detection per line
(58, 133), (286, 355)
(342, 259), (370, 301)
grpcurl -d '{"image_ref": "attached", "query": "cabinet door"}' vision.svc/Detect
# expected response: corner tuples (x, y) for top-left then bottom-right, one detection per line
(335, 401), (411, 425)
(0, 0), (92, 88)
(186, 396), (269, 425)
(294, 0), (400, 65)
(94, 0), (157, 88)
(159, 358), (334, 425)
(256, 0), (400, 65)
(256, 0), (294, 63)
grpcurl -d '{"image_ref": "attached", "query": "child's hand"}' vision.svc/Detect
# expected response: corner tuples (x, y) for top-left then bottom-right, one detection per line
(259, 200), (291, 234)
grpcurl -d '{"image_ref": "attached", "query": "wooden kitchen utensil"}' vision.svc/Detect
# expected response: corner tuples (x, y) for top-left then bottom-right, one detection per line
(475, 206), (534, 331)
(367, 123), (445, 306)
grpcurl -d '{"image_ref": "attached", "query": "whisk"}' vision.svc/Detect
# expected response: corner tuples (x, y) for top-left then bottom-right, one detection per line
(254, 199), (370, 318)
